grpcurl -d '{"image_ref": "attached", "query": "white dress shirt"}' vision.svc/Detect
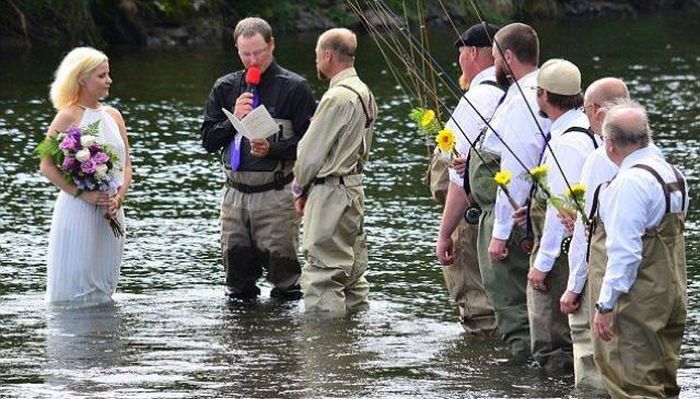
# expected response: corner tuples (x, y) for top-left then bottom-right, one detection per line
(566, 143), (666, 294)
(446, 66), (504, 186)
(482, 70), (552, 240)
(533, 109), (596, 273)
(597, 146), (688, 309)
(566, 146), (618, 293)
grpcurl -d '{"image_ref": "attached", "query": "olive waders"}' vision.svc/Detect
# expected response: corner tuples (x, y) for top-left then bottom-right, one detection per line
(527, 197), (573, 372)
(468, 147), (531, 359)
(588, 166), (687, 398)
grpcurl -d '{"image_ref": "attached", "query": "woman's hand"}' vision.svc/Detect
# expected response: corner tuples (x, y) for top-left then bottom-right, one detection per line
(79, 190), (109, 206)
(105, 193), (123, 218)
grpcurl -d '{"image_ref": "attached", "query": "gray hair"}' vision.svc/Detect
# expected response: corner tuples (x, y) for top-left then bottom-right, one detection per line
(602, 99), (651, 148)
(233, 17), (272, 44)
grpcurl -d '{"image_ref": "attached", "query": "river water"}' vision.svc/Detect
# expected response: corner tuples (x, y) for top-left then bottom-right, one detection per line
(1, 11), (699, 398)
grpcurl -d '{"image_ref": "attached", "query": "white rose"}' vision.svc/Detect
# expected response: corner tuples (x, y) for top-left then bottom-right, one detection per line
(80, 134), (96, 147)
(75, 148), (91, 162)
(95, 164), (108, 175)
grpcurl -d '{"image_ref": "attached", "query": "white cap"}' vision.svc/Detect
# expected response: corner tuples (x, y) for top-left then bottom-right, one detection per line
(537, 58), (582, 96)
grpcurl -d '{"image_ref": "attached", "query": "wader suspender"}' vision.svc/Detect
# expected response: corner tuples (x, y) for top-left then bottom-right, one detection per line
(337, 84), (374, 129)
(337, 84), (374, 175)
(462, 83), (507, 195)
(631, 164), (687, 213)
(526, 125), (598, 252)
(585, 182), (607, 263)
(585, 163), (687, 262)
(562, 126), (599, 149)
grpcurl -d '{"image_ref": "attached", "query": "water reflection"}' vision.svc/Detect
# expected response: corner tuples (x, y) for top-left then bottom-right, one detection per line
(44, 303), (123, 394)
(1, 10), (700, 398)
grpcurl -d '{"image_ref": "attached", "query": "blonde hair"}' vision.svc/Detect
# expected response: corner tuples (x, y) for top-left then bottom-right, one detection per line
(50, 47), (108, 110)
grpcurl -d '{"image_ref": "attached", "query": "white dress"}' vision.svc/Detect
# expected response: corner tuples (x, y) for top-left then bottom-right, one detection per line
(46, 106), (126, 305)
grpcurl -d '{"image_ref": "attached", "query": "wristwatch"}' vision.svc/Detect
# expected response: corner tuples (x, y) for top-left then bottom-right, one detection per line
(595, 303), (613, 314)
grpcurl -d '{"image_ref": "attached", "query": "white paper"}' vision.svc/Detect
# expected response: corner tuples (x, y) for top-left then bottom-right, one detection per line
(222, 105), (279, 141)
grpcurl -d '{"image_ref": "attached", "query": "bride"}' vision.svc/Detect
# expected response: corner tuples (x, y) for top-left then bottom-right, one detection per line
(39, 47), (132, 305)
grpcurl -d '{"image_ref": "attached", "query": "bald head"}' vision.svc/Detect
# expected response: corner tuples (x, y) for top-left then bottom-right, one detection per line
(318, 28), (357, 65)
(603, 99), (651, 149)
(584, 77), (630, 109)
(584, 77), (630, 134)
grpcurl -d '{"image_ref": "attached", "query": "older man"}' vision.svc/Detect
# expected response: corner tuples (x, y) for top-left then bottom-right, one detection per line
(589, 100), (688, 397)
(468, 22), (551, 360)
(292, 28), (377, 315)
(524, 59), (595, 372)
(435, 23), (502, 336)
(559, 77), (629, 390)
(201, 17), (316, 301)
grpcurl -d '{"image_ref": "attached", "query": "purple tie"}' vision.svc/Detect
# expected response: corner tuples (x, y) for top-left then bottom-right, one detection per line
(229, 87), (259, 171)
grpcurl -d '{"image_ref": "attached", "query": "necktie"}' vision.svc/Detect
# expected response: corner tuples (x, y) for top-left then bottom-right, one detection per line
(229, 87), (259, 171)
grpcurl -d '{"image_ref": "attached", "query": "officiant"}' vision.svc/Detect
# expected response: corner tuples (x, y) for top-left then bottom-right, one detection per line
(201, 17), (316, 302)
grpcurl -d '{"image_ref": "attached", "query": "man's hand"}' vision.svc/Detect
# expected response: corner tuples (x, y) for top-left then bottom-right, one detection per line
(593, 310), (615, 342)
(488, 238), (508, 263)
(435, 236), (455, 265)
(453, 155), (467, 178)
(512, 205), (528, 230)
(233, 92), (254, 119)
(560, 290), (580, 314)
(294, 197), (306, 216)
(250, 138), (270, 157)
(528, 268), (548, 291)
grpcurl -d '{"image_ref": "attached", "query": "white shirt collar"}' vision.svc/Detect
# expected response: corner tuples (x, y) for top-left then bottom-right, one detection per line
(470, 66), (496, 87)
(549, 108), (588, 138)
(619, 145), (659, 172)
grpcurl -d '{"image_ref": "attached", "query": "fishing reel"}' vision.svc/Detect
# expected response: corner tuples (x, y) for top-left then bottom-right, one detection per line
(560, 235), (572, 256)
(463, 204), (482, 225)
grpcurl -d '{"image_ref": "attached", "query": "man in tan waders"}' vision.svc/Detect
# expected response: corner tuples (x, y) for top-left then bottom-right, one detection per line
(470, 23), (550, 361)
(560, 78), (629, 391)
(435, 23), (503, 335)
(522, 59), (594, 372)
(589, 100), (688, 398)
(201, 17), (317, 302)
(292, 28), (377, 315)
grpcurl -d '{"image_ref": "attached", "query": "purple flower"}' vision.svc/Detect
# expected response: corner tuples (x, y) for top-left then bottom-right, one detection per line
(61, 156), (76, 171)
(59, 135), (79, 152)
(80, 158), (97, 174)
(93, 152), (109, 164)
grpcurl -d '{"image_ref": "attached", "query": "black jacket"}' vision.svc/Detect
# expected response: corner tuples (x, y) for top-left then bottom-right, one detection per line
(201, 61), (317, 171)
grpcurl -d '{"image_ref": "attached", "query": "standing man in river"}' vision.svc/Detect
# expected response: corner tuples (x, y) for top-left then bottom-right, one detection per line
(435, 23), (503, 335)
(201, 17), (316, 302)
(292, 28), (377, 316)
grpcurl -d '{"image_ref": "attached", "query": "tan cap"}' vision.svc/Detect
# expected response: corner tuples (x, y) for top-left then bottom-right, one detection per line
(537, 58), (581, 96)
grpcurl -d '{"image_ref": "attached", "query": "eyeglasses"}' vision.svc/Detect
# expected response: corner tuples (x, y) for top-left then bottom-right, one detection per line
(583, 103), (600, 112)
(535, 86), (544, 96)
(238, 45), (268, 58)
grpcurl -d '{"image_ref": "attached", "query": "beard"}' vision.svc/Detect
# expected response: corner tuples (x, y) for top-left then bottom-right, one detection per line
(495, 64), (512, 88)
(538, 109), (549, 119)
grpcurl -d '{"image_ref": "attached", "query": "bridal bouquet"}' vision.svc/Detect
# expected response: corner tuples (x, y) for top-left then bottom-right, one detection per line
(37, 120), (124, 238)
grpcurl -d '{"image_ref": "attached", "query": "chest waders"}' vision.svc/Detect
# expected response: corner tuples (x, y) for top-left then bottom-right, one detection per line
(468, 144), (531, 359)
(587, 164), (687, 398)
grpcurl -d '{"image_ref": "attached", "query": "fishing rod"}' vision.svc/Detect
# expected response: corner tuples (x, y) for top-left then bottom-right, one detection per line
(464, 0), (587, 217)
(368, 0), (554, 193)
(347, 0), (522, 210)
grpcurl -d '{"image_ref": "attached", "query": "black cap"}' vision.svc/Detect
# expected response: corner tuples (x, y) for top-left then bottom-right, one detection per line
(453, 23), (500, 48)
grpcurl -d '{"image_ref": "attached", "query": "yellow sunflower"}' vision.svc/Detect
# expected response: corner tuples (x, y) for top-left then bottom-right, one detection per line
(564, 184), (586, 199)
(494, 170), (512, 187)
(435, 128), (456, 153)
(421, 109), (436, 128)
(530, 164), (549, 180)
